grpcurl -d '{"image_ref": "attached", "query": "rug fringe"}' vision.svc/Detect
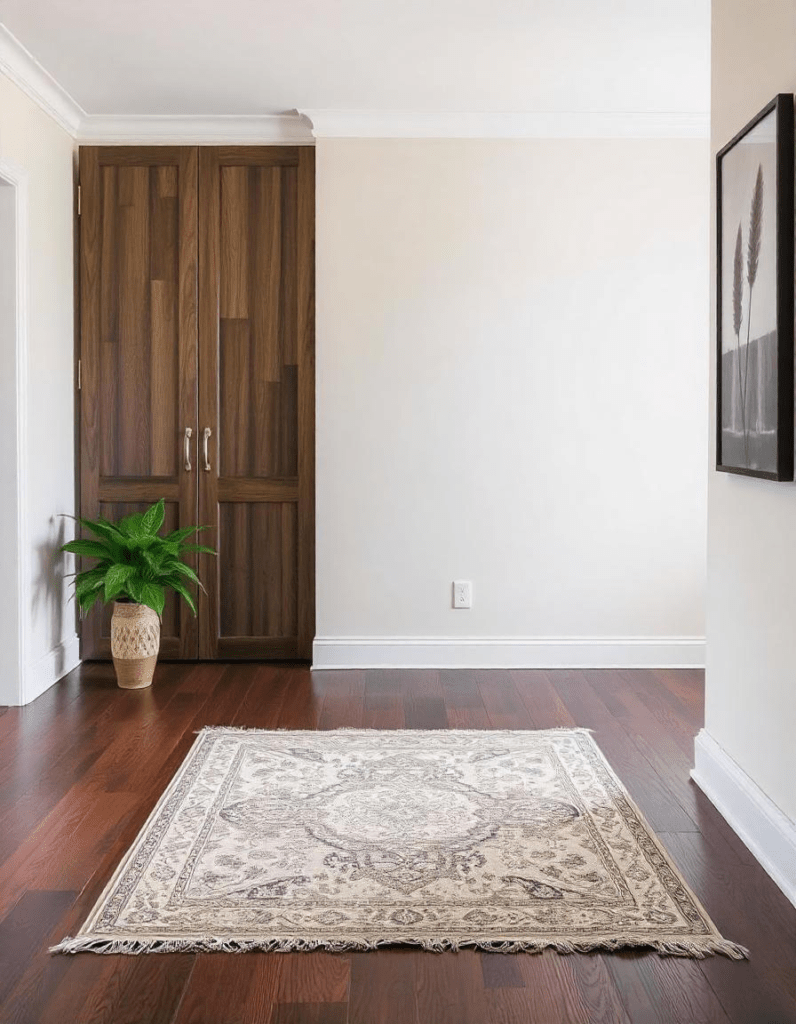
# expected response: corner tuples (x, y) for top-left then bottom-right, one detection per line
(194, 726), (596, 736)
(50, 934), (748, 960)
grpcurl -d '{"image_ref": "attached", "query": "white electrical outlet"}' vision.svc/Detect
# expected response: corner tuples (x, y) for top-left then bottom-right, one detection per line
(453, 580), (472, 609)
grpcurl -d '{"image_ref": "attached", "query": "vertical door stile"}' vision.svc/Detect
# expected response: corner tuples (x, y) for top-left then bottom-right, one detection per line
(198, 147), (221, 659)
(177, 147), (200, 658)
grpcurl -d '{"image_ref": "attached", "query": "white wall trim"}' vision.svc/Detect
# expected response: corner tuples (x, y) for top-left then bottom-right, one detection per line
(692, 730), (796, 908)
(24, 634), (81, 705)
(312, 636), (706, 670)
(77, 114), (315, 145)
(0, 156), (29, 707)
(0, 24), (83, 136)
(300, 109), (710, 140)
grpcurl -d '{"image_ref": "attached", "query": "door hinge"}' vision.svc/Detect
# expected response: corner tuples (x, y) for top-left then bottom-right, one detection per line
(77, 359), (82, 390)
(77, 184), (81, 216)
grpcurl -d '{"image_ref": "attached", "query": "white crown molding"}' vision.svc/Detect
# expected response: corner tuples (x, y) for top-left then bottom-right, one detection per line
(301, 109), (710, 140)
(0, 27), (706, 146)
(692, 730), (796, 909)
(0, 24), (84, 136)
(77, 113), (315, 145)
(312, 636), (706, 670)
(0, 26), (313, 144)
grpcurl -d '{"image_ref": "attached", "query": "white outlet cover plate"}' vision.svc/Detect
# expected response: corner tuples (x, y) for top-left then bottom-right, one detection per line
(453, 580), (472, 609)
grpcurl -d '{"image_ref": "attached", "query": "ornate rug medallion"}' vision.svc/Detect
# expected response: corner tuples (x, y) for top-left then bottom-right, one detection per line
(53, 728), (747, 958)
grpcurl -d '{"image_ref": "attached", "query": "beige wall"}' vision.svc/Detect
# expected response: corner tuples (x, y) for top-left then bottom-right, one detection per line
(707, 0), (796, 822)
(0, 73), (78, 703)
(315, 137), (709, 658)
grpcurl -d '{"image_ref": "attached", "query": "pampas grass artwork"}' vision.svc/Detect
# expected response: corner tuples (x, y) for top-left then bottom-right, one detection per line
(732, 164), (764, 467)
(742, 164), (764, 464)
(717, 93), (794, 480)
(732, 222), (746, 452)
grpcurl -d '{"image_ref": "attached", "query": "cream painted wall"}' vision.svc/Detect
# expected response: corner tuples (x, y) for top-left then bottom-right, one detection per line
(706, 0), (796, 823)
(0, 72), (78, 704)
(316, 138), (709, 658)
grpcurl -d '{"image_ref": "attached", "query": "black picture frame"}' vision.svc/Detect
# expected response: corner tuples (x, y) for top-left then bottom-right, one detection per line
(716, 93), (794, 480)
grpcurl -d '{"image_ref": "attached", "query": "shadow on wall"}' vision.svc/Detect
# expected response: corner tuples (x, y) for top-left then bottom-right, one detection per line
(32, 516), (68, 674)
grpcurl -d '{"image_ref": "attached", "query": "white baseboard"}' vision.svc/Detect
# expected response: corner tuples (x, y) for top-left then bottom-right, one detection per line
(311, 636), (705, 670)
(24, 634), (81, 705)
(692, 729), (796, 908)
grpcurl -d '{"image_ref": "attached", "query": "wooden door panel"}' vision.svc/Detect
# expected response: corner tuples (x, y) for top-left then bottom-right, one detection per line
(199, 147), (314, 660)
(98, 164), (181, 479)
(217, 502), (298, 638)
(79, 147), (198, 660)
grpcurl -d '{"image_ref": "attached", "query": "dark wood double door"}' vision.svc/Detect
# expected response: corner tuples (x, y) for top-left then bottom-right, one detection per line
(78, 146), (314, 660)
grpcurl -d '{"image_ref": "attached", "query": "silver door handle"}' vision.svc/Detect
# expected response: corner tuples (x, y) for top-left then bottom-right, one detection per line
(203, 427), (212, 472)
(184, 427), (193, 472)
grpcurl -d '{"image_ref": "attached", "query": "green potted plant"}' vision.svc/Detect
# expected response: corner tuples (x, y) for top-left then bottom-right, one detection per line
(61, 499), (214, 689)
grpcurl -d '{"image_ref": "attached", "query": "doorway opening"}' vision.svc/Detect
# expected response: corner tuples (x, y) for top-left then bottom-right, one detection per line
(0, 163), (28, 705)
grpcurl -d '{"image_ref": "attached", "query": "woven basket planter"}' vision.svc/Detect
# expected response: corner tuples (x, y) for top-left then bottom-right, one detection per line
(110, 601), (161, 689)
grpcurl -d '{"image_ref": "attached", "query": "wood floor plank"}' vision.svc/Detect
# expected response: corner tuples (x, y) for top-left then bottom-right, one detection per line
(270, 1003), (347, 1024)
(363, 670), (406, 729)
(484, 950), (601, 1023)
(552, 670), (699, 833)
(414, 949), (488, 1024)
(275, 668), (326, 730)
(480, 952), (525, 989)
(106, 954), (196, 1024)
(440, 671), (491, 729)
(172, 954), (280, 1024)
(36, 953), (125, 1024)
(662, 830), (796, 1024)
(275, 952), (349, 1003)
(0, 792), (137, 917)
(604, 953), (734, 1024)
(348, 951), (418, 1024)
(510, 670), (577, 728)
(0, 890), (81, 1024)
(0, 890), (76, 1006)
(402, 671), (447, 730)
(316, 672), (365, 730)
(566, 954), (634, 1024)
(476, 671), (534, 729)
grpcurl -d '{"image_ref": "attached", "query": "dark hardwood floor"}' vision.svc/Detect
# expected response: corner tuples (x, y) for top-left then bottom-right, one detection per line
(0, 663), (794, 1024)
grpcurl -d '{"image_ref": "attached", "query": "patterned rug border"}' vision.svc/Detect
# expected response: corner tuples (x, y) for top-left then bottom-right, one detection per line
(51, 727), (749, 960)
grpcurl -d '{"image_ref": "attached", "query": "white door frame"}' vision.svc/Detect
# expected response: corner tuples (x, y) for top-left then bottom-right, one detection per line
(0, 156), (30, 705)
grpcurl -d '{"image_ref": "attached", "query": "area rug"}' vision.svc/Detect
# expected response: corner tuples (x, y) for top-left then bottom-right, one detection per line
(52, 727), (747, 959)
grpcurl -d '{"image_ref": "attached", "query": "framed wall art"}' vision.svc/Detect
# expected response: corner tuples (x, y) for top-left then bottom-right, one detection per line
(717, 93), (794, 479)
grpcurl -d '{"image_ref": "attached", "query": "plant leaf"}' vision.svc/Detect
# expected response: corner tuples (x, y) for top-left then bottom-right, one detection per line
(180, 544), (217, 555)
(75, 576), (105, 600)
(141, 499), (166, 536)
(104, 563), (136, 602)
(117, 511), (149, 539)
(733, 223), (743, 337)
(60, 539), (111, 560)
(78, 588), (103, 616)
(126, 575), (144, 604)
(77, 516), (124, 544)
(142, 547), (167, 575)
(165, 561), (202, 587)
(164, 525), (207, 545)
(747, 164), (764, 289)
(165, 576), (197, 615)
(137, 582), (165, 617)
